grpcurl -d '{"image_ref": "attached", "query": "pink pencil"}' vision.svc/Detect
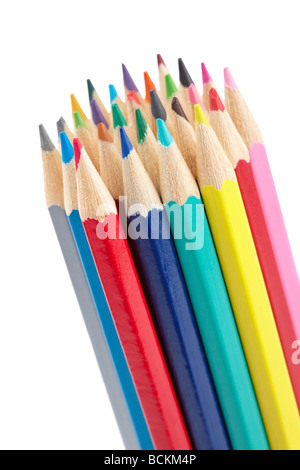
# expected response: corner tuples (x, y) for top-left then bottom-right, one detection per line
(220, 68), (300, 411)
(201, 63), (222, 111)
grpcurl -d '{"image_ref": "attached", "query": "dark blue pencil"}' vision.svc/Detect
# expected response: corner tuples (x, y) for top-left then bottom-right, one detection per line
(120, 127), (230, 451)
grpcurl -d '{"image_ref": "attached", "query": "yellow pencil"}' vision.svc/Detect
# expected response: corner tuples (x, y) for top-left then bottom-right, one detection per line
(194, 104), (300, 451)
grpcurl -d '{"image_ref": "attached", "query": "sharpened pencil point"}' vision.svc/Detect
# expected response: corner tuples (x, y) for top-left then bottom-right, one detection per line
(144, 72), (156, 103)
(98, 123), (113, 143)
(165, 74), (178, 101)
(71, 94), (87, 121)
(209, 88), (225, 112)
(136, 109), (148, 145)
(56, 117), (66, 137)
(122, 64), (139, 92)
(39, 124), (55, 152)
(188, 84), (206, 110)
(157, 119), (173, 148)
(178, 59), (194, 88)
(91, 99), (109, 129)
(109, 84), (118, 104)
(127, 90), (141, 105)
(224, 68), (239, 91)
(74, 111), (88, 130)
(157, 54), (166, 67)
(201, 63), (213, 86)
(73, 138), (82, 170)
(61, 132), (74, 164)
(120, 127), (133, 159)
(112, 104), (127, 129)
(194, 104), (210, 127)
(150, 90), (167, 121)
(87, 79), (95, 103)
(171, 97), (188, 122)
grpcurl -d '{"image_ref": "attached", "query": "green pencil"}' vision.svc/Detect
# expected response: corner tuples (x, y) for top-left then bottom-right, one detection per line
(156, 118), (269, 451)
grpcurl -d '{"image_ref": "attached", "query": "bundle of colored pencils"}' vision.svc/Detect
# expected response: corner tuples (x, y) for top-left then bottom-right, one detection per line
(39, 56), (300, 451)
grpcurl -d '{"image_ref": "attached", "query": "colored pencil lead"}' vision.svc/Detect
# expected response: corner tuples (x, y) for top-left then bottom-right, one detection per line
(150, 90), (167, 121)
(171, 97), (189, 122)
(188, 84), (206, 110)
(87, 79), (96, 103)
(91, 99), (109, 129)
(165, 74), (178, 101)
(157, 54), (166, 67)
(109, 84), (118, 104)
(201, 62), (213, 86)
(112, 103), (127, 129)
(224, 67), (239, 91)
(144, 72), (156, 103)
(98, 122), (113, 143)
(120, 127), (133, 159)
(74, 111), (88, 130)
(127, 90), (141, 105)
(71, 94), (87, 121)
(122, 64), (139, 92)
(39, 124), (55, 152)
(178, 58), (194, 88)
(209, 88), (225, 112)
(60, 132), (74, 164)
(136, 108), (148, 144)
(157, 118), (173, 147)
(195, 104), (210, 127)
(57, 117), (67, 137)
(73, 138), (82, 170)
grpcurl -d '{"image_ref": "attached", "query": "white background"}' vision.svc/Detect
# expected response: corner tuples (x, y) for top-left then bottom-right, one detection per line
(0, 0), (299, 450)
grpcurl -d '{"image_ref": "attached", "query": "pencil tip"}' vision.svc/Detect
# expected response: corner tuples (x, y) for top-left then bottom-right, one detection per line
(87, 79), (95, 103)
(224, 67), (239, 91)
(71, 94), (87, 121)
(74, 111), (88, 130)
(120, 127), (133, 159)
(150, 90), (167, 121)
(39, 124), (55, 152)
(98, 123), (113, 143)
(56, 117), (66, 137)
(127, 90), (141, 105)
(144, 71), (156, 103)
(157, 54), (166, 67)
(109, 84), (118, 104)
(194, 104), (210, 127)
(122, 64), (139, 92)
(112, 103), (127, 129)
(136, 109), (148, 144)
(201, 63), (212, 86)
(209, 88), (225, 112)
(73, 138), (82, 170)
(165, 74), (178, 101)
(157, 119), (173, 148)
(171, 97), (188, 122)
(178, 58), (194, 88)
(91, 99), (109, 129)
(60, 132), (74, 164)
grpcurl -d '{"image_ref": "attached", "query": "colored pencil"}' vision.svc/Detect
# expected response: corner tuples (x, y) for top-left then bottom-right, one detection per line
(98, 123), (124, 200)
(122, 64), (145, 107)
(157, 54), (169, 104)
(91, 99), (109, 130)
(121, 127), (230, 450)
(194, 104), (300, 450)
(74, 138), (192, 450)
(112, 103), (137, 153)
(71, 93), (96, 139)
(178, 58), (195, 123)
(57, 117), (74, 152)
(74, 111), (100, 173)
(126, 91), (141, 146)
(223, 69), (300, 411)
(109, 84), (127, 118)
(201, 63), (221, 112)
(135, 108), (160, 193)
(144, 71), (157, 132)
(165, 72), (190, 120)
(156, 118), (269, 451)
(87, 79), (112, 129)
(171, 97), (197, 178)
(188, 84), (208, 125)
(39, 125), (151, 450)
(150, 89), (176, 141)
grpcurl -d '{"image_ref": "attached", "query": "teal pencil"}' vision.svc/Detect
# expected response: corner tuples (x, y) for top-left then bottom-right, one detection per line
(156, 119), (269, 451)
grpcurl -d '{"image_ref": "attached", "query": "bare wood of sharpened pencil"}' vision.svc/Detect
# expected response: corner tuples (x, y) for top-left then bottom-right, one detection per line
(98, 124), (124, 200)
(40, 130), (64, 209)
(75, 120), (100, 173)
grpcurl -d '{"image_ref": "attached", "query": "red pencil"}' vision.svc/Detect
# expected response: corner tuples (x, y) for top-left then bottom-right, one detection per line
(74, 138), (192, 451)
